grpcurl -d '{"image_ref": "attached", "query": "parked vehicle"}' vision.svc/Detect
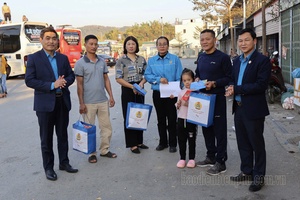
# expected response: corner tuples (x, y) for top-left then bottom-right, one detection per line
(99, 54), (116, 67)
(266, 51), (287, 104)
(0, 21), (48, 78)
(56, 25), (82, 68)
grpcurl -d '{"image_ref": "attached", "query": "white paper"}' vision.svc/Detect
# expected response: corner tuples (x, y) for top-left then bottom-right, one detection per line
(159, 81), (181, 98)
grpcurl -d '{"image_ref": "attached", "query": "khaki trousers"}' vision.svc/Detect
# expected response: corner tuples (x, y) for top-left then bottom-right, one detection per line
(84, 101), (112, 155)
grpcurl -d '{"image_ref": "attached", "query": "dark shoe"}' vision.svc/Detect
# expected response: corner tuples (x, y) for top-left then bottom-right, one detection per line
(59, 163), (78, 173)
(206, 162), (226, 176)
(138, 144), (149, 149)
(100, 151), (117, 158)
(156, 145), (168, 151)
(249, 178), (264, 192)
(196, 157), (216, 167)
(45, 169), (57, 181)
(230, 172), (252, 182)
(88, 155), (97, 163)
(131, 147), (140, 154)
(169, 147), (177, 153)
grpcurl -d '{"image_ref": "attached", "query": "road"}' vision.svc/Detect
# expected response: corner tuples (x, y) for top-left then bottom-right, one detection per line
(0, 58), (300, 200)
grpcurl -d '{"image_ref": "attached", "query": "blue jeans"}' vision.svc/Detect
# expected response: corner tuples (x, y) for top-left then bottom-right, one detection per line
(1, 74), (7, 93)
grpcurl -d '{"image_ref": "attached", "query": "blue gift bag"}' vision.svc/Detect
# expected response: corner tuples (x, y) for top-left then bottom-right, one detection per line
(186, 92), (216, 127)
(72, 120), (96, 154)
(126, 102), (153, 131)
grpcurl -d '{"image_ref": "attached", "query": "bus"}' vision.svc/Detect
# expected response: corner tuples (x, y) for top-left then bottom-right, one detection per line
(56, 25), (82, 68)
(97, 41), (111, 56)
(0, 21), (48, 78)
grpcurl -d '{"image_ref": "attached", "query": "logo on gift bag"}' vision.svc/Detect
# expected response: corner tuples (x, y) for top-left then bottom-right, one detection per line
(76, 133), (81, 141)
(194, 101), (202, 110)
(136, 111), (142, 118)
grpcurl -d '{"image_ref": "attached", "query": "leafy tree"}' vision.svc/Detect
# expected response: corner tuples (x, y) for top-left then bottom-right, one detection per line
(125, 20), (175, 43)
(175, 33), (188, 57)
(190, 0), (242, 53)
(104, 29), (122, 40)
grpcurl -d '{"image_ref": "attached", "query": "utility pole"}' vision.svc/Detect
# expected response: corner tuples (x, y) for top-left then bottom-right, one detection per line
(243, 0), (246, 28)
(262, 0), (267, 55)
(161, 17), (164, 36)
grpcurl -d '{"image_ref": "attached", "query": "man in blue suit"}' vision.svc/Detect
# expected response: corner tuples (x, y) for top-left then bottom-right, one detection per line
(225, 28), (271, 192)
(25, 27), (78, 181)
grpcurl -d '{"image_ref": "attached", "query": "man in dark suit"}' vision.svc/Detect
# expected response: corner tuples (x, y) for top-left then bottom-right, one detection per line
(25, 27), (78, 181)
(225, 28), (271, 192)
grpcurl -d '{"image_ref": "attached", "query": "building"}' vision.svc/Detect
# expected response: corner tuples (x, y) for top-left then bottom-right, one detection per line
(218, 0), (300, 84)
(174, 17), (222, 58)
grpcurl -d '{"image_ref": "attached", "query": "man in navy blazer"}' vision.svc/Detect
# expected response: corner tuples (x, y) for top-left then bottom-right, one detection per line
(25, 27), (78, 181)
(225, 28), (271, 192)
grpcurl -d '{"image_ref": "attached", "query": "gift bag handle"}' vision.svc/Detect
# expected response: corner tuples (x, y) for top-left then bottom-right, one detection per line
(78, 114), (92, 124)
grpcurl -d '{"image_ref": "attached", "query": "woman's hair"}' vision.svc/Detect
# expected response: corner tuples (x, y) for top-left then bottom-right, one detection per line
(180, 68), (195, 89)
(123, 36), (139, 54)
(156, 36), (169, 46)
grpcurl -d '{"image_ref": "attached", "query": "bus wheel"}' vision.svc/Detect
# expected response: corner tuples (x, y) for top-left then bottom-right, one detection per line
(6, 65), (11, 79)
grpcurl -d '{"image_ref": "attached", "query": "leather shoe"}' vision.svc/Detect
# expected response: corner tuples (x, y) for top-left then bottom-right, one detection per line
(156, 145), (168, 151)
(169, 147), (177, 153)
(249, 178), (264, 192)
(45, 169), (57, 181)
(230, 172), (252, 182)
(59, 163), (78, 173)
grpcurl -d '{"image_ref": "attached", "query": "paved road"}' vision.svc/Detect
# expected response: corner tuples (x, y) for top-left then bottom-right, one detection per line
(0, 58), (300, 200)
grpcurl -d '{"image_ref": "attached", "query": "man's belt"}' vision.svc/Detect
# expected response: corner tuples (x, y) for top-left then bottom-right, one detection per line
(56, 91), (63, 97)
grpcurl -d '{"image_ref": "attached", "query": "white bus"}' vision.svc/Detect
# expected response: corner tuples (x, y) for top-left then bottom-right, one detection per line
(0, 21), (48, 78)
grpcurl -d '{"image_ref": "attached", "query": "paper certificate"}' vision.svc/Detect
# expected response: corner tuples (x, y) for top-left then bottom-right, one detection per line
(159, 81), (181, 98)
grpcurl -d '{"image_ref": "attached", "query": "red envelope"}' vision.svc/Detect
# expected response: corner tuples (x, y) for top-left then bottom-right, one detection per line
(181, 90), (191, 101)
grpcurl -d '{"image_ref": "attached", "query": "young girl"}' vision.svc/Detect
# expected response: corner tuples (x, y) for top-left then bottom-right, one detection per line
(176, 68), (197, 168)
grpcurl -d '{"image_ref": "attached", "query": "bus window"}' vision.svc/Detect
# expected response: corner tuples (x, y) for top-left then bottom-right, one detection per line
(0, 22), (47, 78)
(25, 25), (45, 42)
(0, 25), (21, 53)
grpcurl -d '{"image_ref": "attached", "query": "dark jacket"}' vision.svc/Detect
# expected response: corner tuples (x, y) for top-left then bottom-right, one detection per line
(25, 49), (75, 112)
(231, 49), (271, 119)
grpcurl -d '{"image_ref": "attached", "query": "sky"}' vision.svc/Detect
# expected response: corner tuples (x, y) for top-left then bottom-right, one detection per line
(6, 0), (201, 28)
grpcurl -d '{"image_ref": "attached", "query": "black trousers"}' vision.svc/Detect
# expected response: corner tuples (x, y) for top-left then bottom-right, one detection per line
(121, 86), (144, 148)
(201, 94), (228, 164)
(177, 118), (197, 160)
(152, 90), (177, 147)
(234, 104), (266, 177)
(36, 96), (69, 171)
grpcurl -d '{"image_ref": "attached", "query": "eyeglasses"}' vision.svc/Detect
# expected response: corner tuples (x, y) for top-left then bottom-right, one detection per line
(157, 43), (168, 47)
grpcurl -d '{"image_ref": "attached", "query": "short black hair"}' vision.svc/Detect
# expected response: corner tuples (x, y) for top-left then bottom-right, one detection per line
(123, 36), (139, 54)
(156, 36), (169, 46)
(200, 29), (215, 38)
(84, 35), (98, 43)
(238, 28), (256, 40)
(40, 27), (58, 39)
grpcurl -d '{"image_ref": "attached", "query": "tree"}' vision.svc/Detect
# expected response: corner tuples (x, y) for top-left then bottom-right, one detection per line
(104, 29), (122, 40)
(124, 20), (175, 43)
(190, 0), (240, 53)
(174, 33), (188, 57)
(193, 14), (220, 40)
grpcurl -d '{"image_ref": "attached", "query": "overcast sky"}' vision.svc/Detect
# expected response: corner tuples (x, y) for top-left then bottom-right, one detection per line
(7, 0), (201, 27)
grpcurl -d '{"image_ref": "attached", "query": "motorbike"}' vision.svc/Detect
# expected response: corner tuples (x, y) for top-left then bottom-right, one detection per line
(266, 51), (287, 104)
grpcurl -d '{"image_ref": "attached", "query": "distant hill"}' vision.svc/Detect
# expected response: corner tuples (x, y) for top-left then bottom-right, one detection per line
(77, 25), (129, 39)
